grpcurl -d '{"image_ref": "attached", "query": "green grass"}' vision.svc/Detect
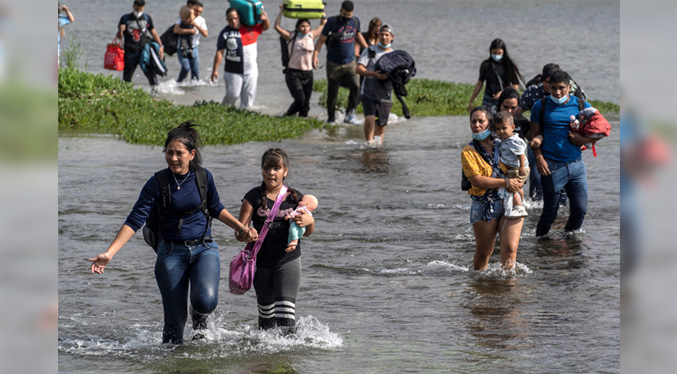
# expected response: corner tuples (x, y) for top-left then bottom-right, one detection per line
(58, 68), (326, 145)
(313, 78), (620, 117)
(58, 69), (621, 146)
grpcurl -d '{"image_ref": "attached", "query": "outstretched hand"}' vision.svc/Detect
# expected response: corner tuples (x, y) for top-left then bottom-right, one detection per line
(88, 253), (112, 274)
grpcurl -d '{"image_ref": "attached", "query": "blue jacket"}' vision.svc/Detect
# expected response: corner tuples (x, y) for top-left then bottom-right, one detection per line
(140, 42), (167, 76)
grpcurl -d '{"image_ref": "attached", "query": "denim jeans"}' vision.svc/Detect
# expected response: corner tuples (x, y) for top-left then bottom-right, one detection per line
(536, 158), (588, 236)
(528, 148), (568, 205)
(177, 47), (199, 82)
(284, 69), (313, 117)
(155, 240), (220, 344)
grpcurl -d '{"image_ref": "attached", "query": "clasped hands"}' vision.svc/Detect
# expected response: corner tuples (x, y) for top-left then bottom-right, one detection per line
(237, 227), (258, 242)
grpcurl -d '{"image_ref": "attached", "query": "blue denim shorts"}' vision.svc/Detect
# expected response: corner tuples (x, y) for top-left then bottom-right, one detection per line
(469, 198), (505, 224)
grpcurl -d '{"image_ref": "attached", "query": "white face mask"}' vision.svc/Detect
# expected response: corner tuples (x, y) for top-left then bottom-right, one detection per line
(491, 54), (503, 62)
(133, 10), (143, 18)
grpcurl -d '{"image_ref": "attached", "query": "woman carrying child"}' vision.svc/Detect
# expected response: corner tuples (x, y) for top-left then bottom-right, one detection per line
(461, 107), (525, 270)
(237, 148), (315, 331)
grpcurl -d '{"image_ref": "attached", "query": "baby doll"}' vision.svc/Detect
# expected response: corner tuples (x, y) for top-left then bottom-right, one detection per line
(285, 195), (318, 252)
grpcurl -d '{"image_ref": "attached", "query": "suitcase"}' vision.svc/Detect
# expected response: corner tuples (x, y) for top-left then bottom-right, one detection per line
(229, 0), (263, 26)
(283, 0), (325, 19)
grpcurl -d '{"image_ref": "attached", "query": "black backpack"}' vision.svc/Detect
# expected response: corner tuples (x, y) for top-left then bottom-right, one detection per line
(142, 167), (211, 252)
(160, 25), (179, 56)
(279, 34), (297, 69)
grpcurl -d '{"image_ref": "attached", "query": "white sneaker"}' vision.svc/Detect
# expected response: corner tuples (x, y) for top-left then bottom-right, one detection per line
(373, 135), (382, 145)
(344, 112), (361, 125)
(512, 205), (528, 217)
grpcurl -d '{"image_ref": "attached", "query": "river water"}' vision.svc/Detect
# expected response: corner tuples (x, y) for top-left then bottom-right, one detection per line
(59, 0), (620, 373)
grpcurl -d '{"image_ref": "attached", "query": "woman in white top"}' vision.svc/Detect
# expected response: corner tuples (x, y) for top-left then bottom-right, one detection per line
(274, 4), (326, 117)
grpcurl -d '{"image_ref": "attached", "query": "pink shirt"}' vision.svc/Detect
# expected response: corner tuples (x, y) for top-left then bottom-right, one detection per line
(287, 33), (315, 71)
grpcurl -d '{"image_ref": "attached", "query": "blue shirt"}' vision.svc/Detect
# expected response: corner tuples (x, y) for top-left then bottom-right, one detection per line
(58, 14), (71, 53)
(321, 16), (361, 65)
(530, 96), (592, 162)
(124, 168), (225, 242)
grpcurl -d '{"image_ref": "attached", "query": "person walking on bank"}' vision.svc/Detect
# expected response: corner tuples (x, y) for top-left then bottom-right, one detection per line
(312, 0), (368, 124)
(88, 122), (256, 344)
(174, 1), (207, 83)
(467, 38), (524, 113)
(274, 3), (326, 117)
(211, 7), (270, 109)
(116, 0), (164, 91)
(356, 24), (394, 147)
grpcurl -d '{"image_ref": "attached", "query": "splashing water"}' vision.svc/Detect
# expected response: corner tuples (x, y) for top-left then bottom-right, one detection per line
(59, 315), (341, 360)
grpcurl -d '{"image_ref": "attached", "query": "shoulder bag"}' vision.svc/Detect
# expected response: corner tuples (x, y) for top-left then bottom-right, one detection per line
(229, 185), (288, 295)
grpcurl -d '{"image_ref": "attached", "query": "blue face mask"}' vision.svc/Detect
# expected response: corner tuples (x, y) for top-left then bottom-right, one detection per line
(378, 41), (391, 49)
(491, 54), (503, 62)
(297, 31), (308, 38)
(550, 95), (568, 105)
(472, 128), (491, 141)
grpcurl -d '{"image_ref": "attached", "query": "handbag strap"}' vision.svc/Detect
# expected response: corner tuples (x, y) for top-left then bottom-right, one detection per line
(246, 185), (289, 259)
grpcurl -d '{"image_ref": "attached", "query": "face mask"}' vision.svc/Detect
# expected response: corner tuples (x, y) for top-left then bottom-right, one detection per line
(297, 31), (308, 38)
(491, 54), (503, 62)
(339, 16), (349, 23)
(133, 10), (143, 18)
(472, 128), (491, 141)
(550, 95), (568, 105)
(378, 41), (391, 49)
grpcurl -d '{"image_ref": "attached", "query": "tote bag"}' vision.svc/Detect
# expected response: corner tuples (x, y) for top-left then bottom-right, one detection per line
(104, 38), (125, 71)
(229, 185), (288, 295)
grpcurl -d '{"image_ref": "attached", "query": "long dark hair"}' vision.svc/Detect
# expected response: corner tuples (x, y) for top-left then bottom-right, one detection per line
(488, 38), (525, 89)
(163, 121), (203, 170)
(260, 148), (298, 209)
(367, 17), (382, 42)
(497, 86), (521, 110)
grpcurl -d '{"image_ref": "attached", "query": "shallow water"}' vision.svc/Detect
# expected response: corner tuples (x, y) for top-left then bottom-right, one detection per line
(59, 112), (620, 373)
(59, 0), (619, 372)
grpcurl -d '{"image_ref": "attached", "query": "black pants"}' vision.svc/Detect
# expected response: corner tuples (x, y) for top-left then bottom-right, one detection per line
(284, 69), (313, 117)
(123, 50), (158, 86)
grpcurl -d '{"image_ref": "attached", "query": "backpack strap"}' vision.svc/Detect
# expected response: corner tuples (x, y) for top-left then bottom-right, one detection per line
(194, 167), (213, 241)
(154, 168), (172, 243)
(156, 167), (212, 241)
(538, 96), (585, 133)
(538, 97), (547, 132)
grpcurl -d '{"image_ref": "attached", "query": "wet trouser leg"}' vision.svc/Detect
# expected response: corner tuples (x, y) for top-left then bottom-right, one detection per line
(155, 240), (220, 343)
(536, 158), (588, 236)
(253, 258), (301, 330)
(326, 61), (340, 122)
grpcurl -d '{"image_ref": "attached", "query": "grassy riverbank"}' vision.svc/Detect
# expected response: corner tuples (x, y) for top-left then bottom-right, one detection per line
(58, 68), (326, 145)
(58, 69), (621, 146)
(313, 79), (620, 117)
